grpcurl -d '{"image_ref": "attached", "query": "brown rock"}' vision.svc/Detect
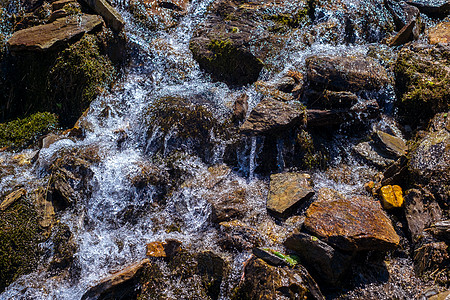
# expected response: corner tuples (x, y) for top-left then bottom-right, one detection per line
(374, 130), (407, 157)
(7, 15), (103, 52)
(240, 98), (305, 135)
(48, 9), (68, 23)
(33, 188), (55, 228)
(146, 241), (167, 258)
(353, 141), (396, 168)
(306, 55), (389, 92)
(233, 93), (248, 122)
(429, 21), (450, 45)
(206, 185), (246, 223)
(304, 196), (400, 252)
(81, 259), (150, 300)
(267, 172), (314, 217)
(0, 188), (27, 211)
(81, 0), (125, 32)
(430, 220), (450, 242)
(52, 0), (77, 10)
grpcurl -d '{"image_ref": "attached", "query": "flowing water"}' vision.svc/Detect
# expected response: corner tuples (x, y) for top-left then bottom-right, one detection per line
(0, 0), (435, 298)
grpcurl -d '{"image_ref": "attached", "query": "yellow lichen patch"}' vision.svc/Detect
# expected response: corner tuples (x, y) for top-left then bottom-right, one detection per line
(380, 185), (404, 210)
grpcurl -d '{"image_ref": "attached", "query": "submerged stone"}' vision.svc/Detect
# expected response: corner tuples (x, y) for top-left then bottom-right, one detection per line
(7, 15), (103, 52)
(304, 196), (400, 252)
(267, 172), (314, 217)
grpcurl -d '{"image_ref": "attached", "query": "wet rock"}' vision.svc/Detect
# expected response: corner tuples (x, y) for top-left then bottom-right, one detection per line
(373, 130), (407, 158)
(232, 256), (324, 300)
(219, 220), (267, 251)
(429, 21), (450, 45)
(430, 220), (450, 242)
(306, 109), (351, 127)
(413, 234), (449, 282)
(408, 121), (450, 206)
(240, 98), (305, 135)
(380, 185), (404, 210)
(387, 2), (420, 46)
(353, 141), (396, 168)
(48, 223), (78, 272)
(394, 45), (450, 126)
(206, 184), (246, 223)
(82, 259), (150, 300)
(304, 195), (400, 252)
(406, 0), (450, 17)
(129, 0), (189, 30)
(305, 90), (358, 110)
(52, 0), (77, 10)
(33, 187), (55, 229)
(381, 155), (408, 186)
(233, 93), (248, 122)
(267, 172), (314, 217)
(196, 251), (229, 300)
(284, 232), (353, 285)
(429, 291), (450, 300)
(189, 36), (264, 86)
(252, 248), (289, 266)
(146, 239), (181, 258)
(48, 9), (68, 23)
(0, 188), (26, 211)
(7, 15), (103, 52)
(254, 81), (295, 102)
(81, 0), (125, 31)
(305, 55), (389, 93)
(404, 188), (442, 241)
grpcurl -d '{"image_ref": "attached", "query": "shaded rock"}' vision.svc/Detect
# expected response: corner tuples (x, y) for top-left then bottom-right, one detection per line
(206, 184), (246, 223)
(7, 15), (103, 52)
(82, 259), (150, 300)
(232, 257), (324, 300)
(394, 45), (450, 126)
(196, 251), (229, 300)
(284, 232), (353, 285)
(254, 80), (295, 102)
(267, 172), (314, 217)
(430, 220), (450, 242)
(306, 55), (389, 93)
(380, 185), (404, 210)
(219, 220), (267, 251)
(381, 155), (408, 186)
(240, 98), (305, 135)
(306, 109), (351, 128)
(404, 188), (443, 241)
(429, 21), (450, 45)
(413, 234), (449, 282)
(353, 141), (396, 168)
(0, 188), (26, 211)
(81, 0), (125, 32)
(48, 223), (77, 272)
(233, 93), (248, 122)
(409, 123), (450, 206)
(146, 239), (182, 258)
(373, 130), (407, 158)
(305, 90), (358, 110)
(129, 0), (189, 30)
(52, 0), (77, 10)
(48, 9), (68, 23)
(388, 2), (420, 46)
(304, 196), (400, 252)
(252, 248), (289, 267)
(406, 0), (450, 17)
(33, 187), (55, 229)
(190, 37), (264, 86)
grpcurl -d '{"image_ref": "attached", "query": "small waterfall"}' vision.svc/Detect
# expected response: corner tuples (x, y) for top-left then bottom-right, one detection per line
(248, 136), (257, 180)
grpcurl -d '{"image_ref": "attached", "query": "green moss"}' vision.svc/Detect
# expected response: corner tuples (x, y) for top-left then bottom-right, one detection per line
(0, 198), (42, 292)
(267, 9), (309, 28)
(49, 35), (115, 126)
(262, 248), (299, 267)
(0, 112), (58, 150)
(296, 129), (327, 169)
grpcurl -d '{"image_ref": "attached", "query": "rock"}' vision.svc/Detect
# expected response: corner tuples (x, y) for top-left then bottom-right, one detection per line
(429, 291), (450, 300)
(353, 142), (396, 168)
(252, 248), (289, 267)
(219, 220), (267, 251)
(233, 93), (248, 122)
(196, 251), (229, 300)
(266, 172), (314, 217)
(404, 189), (442, 241)
(304, 196), (400, 252)
(82, 259), (150, 300)
(284, 232), (353, 285)
(232, 257), (324, 300)
(306, 90), (358, 109)
(429, 21), (450, 45)
(387, 2), (420, 46)
(52, 0), (76, 10)
(408, 122), (450, 206)
(373, 130), (407, 158)
(394, 45), (450, 125)
(306, 109), (351, 127)
(33, 188), (55, 229)
(381, 155), (408, 186)
(189, 37), (264, 86)
(430, 220), (450, 242)
(48, 223), (77, 272)
(406, 0), (450, 17)
(129, 0), (189, 30)
(206, 185), (246, 223)
(48, 9), (68, 23)
(0, 188), (26, 211)
(146, 240), (182, 258)
(380, 185), (404, 210)
(240, 98), (305, 135)
(81, 0), (125, 32)
(306, 55), (389, 93)
(7, 15), (103, 52)
(254, 81), (295, 102)
(413, 234), (449, 278)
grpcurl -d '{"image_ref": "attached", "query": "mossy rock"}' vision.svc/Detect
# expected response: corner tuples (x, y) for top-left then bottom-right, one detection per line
(0, 198), (43, 292)
(189, 38), (263, 86)
(0, 112), (58, 150)
(394, 45), (450, 127)
(146, 96), (234, 162)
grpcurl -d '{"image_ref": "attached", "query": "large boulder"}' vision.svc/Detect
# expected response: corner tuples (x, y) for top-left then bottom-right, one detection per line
(240, 98), (305, 135)
(7, 14), (103, 52)
(304, 195), (400, 252)
(232, 257), (324, 300)
(266, 172), (314, 217)
(305, 55), (389, 93)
